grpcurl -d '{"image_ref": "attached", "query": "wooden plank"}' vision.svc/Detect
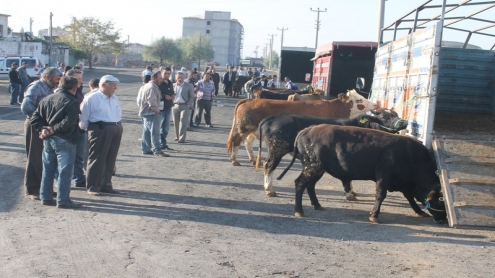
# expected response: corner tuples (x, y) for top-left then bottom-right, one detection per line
(433, 139), (458, 227)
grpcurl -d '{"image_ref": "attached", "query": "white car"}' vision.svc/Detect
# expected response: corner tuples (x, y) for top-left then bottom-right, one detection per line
(0, 56), (42, 81)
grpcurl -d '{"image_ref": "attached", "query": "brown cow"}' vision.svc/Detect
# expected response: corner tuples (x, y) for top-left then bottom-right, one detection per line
(226, 90), (379, 166)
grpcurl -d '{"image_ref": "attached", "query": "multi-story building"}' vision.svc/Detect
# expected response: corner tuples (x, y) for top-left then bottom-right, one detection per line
(182, 11), (243, 66)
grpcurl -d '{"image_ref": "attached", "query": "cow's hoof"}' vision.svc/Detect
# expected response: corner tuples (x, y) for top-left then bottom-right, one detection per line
(250, 160), (256, 165)
(350, 191), (358, 197)
(369, 216), (381, 223)
(416, 211), (430, 217)
(266, 191), (277, 197)
(313, 205), (324, 211)
(345, 193), (358, 201)
(231, 161), (241, 166)
(295, 212), (304, 218)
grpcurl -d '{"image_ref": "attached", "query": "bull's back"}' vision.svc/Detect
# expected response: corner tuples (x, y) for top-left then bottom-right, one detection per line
(237, 100), (351, 132)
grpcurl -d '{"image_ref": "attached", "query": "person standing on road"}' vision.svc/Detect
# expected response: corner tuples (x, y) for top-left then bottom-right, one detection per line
(244, 75), (257, 99)
(30, 76), (82, 208)
(194, 72), (215, 128)
(21, 67), (62, 200)
(142, 66), (153, 83)
(267, 75), (279, 88)
(210, 68), (220, 97)
(18, 62), (30, 103)
(172, 72), (195, 143)
(185, 71), (198, 131)
(170, 65), (177, 83)
(79, 75), (123, 196)
(137, 72), (170, 157)
(65, 69), (87, 188)
(159, 67), (175, 151)
(222, 66), (236, 96)
(8, 62), (22, 105)
(237, 65), (248, 77)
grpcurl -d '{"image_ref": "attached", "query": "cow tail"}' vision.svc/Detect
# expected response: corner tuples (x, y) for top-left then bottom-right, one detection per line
(226, 99), (250, 153)
(277, 140), (299, 180)
(255, 122), (263, 169)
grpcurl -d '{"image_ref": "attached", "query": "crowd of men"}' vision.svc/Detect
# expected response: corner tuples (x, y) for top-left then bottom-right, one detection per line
(8, 61), (299, 209)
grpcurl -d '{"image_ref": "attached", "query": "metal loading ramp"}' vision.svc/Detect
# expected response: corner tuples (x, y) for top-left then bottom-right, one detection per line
(433, 139), (495, 229)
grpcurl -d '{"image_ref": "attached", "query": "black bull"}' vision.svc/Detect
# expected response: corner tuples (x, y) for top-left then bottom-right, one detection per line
(232, 76), (251, 97)
(277, 125), (447, 224)
(256, 111), (409, 197)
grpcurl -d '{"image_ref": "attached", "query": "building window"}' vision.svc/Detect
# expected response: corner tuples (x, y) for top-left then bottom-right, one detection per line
(207, 21), (211, 25)
(206, 29), (210, 34)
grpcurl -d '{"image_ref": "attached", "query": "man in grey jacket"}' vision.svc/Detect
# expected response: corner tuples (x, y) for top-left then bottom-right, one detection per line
(172, 72), (195, 143)
(137, 72), (170, 157)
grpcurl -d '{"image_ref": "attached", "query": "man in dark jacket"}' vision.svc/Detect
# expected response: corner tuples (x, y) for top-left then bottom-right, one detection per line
(8, 62), (22, 105)
(30, 76), (82, 208)
(222, 66), (236, 96)
(159, 67), (175, 150)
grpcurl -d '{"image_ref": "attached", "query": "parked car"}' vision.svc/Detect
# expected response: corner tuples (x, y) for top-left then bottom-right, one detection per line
(205, 61), (219, 66)
(0, 56), (42, 81)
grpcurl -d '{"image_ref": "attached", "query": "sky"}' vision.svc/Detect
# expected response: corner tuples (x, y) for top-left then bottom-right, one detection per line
(3, 0), (494, 58)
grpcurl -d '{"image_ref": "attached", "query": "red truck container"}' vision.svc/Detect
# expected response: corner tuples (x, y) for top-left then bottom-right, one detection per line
(311, 41), (378, 99)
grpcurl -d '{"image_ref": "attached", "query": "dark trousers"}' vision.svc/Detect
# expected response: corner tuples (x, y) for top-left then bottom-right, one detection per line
(194, 99), (213, 126)
(9, 83), (20, 105)
(214, 83), (219, 96)
(86, 123), (123, 193)
(24, 118), (44, 195)
(189, 99), (196, 127)
(224, 84), (233, 96)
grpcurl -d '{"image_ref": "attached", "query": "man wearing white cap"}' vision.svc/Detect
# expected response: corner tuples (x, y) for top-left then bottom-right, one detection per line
(79, 75), (123, 195)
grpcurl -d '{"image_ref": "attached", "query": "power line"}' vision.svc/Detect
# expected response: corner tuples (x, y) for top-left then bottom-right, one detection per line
(310, 7), (327, 49)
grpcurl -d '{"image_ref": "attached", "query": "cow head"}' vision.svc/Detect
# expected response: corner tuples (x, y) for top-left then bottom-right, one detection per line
(370, 108), (408, 133)
(424, 187), (447, 224)
(339, 89), (378, 117)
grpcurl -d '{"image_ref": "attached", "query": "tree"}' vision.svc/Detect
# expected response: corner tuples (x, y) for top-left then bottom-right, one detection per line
(142, 37), (181, 65)
(264, 50), (280, 68)
(180, 32), (214, 68)
(61, 17), (123, 69)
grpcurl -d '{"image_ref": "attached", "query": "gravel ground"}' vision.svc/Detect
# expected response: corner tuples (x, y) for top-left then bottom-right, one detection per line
(0, 67), (494, 278)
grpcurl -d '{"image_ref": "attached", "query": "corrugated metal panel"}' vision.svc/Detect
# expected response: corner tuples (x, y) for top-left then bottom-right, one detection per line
(437, 48), (495, 114)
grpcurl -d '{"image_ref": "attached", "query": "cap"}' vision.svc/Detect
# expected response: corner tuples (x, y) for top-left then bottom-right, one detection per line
(99, 75), (120, 84)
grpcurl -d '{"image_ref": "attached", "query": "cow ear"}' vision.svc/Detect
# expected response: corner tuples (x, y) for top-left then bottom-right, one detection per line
(426, 190), (436, 201)
(338, 93), (349, 102)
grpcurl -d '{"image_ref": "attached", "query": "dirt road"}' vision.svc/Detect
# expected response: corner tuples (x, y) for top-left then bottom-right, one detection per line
(0, 68), (493, 277)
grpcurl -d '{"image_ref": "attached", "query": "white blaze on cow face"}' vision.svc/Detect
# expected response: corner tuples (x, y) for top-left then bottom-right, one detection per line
(347, 89), (378, 117)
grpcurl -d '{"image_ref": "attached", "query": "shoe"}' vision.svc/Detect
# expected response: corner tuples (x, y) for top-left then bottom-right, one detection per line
(142, 151), (153, 155)
(163, 146), (174, 151)
(186, 127), (194, 131)
(178, 140), (186, 143)
(75, 181), (86, 188)
(87, 191), (101, 196)
(57, 201), (83, 209)
(41, 199), (56, 206)
(154, 152), (170, 157)
(207, 124), (214, 128)
(174, 138), (179, 141)
(27, 194), (40, 200)
(100, 188), (121, 194)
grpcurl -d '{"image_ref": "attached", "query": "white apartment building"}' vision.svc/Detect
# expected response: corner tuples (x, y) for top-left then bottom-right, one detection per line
(182, 11), (243, 66)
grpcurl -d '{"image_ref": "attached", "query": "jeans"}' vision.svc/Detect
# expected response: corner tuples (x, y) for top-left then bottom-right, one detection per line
(194, 99), (212, 126)
(40, 136), (76, 205)
(160, 109), (172, 148)
(9, 83), (20, 105)
(141, 114), (162, 154)
(20, 78), (29, 103)
(72, 132), (87, 185)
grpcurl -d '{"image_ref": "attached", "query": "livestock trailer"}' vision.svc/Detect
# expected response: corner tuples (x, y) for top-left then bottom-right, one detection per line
(370, 21), (495, 229)
(279, 47), (315, 84)
(311, 41), (378, 99)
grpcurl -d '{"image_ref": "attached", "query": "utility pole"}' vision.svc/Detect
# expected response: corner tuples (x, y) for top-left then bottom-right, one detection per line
(268, 34), (276, 69)
(310, 7), (327, 49)
(263, 44), (268, 58)
(378, 0), (386, 44)
(29, 18), (33, 34)
(127, 35), (130, 53)
(254, 45), (259, 58)
(49, 12), (53, 66)
(277, 27), (288, 88)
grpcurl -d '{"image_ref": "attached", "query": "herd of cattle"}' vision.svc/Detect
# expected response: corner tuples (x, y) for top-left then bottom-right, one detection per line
(225, 89), (447, 224)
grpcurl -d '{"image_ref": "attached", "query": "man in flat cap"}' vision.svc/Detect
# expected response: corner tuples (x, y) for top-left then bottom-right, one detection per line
(79, 75), (123, 196)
